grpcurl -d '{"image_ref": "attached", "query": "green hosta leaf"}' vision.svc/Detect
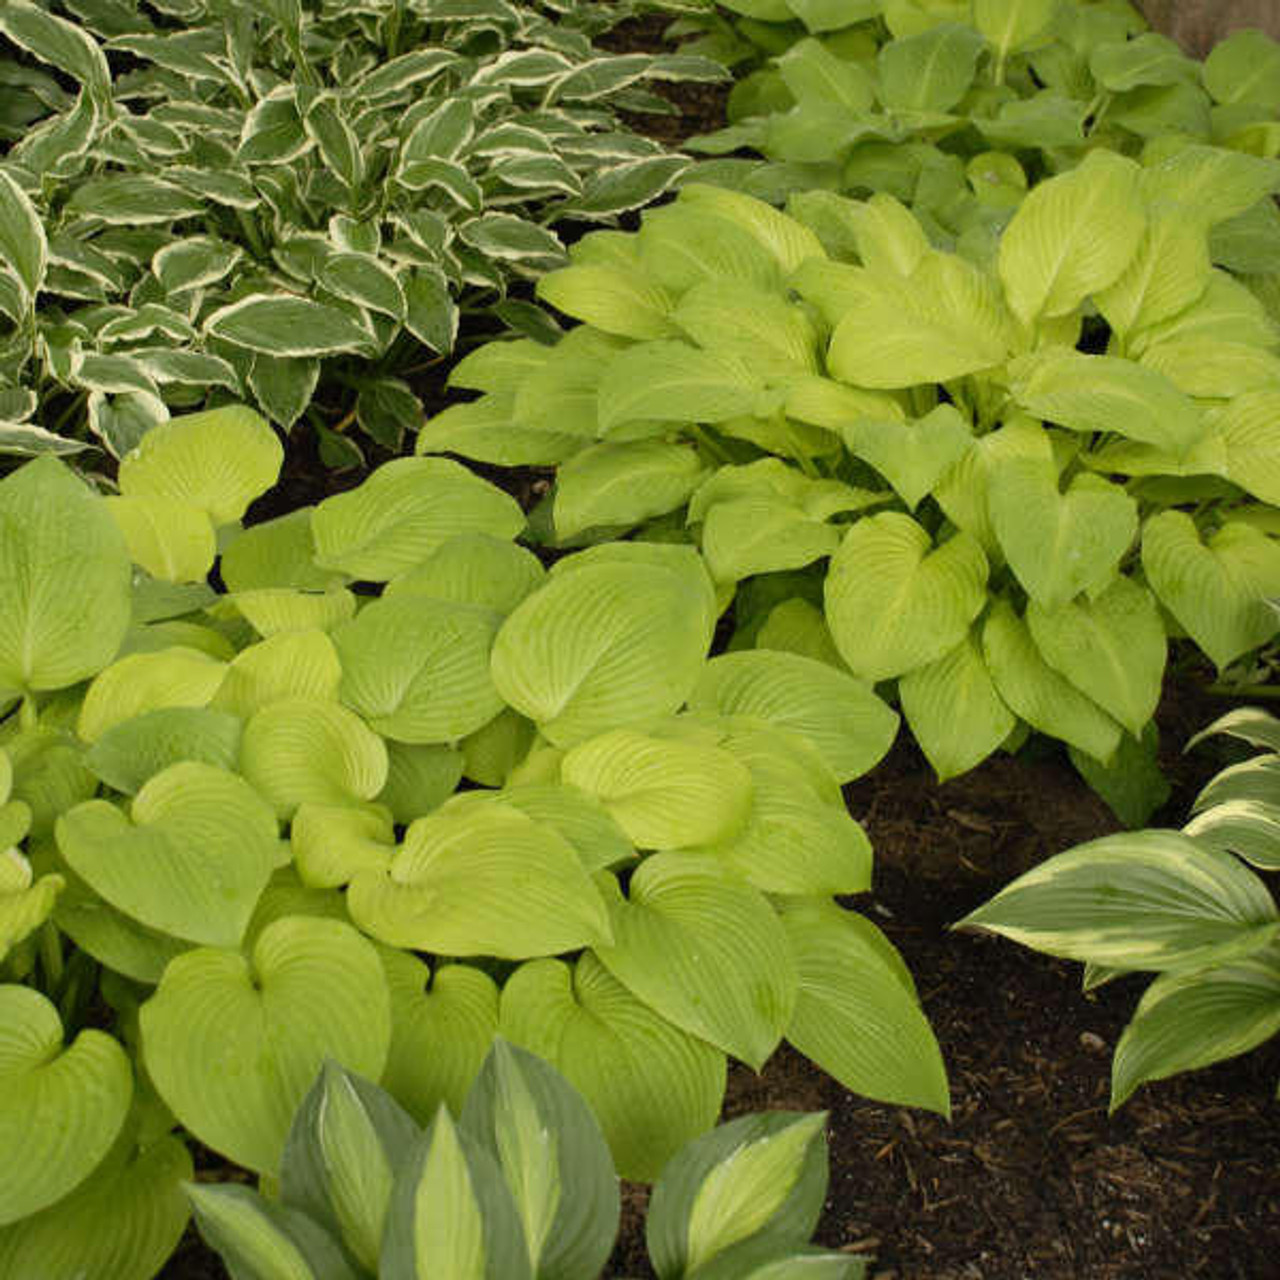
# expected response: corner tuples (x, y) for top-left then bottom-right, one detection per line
(594, 854), (796, 1069)
(491, 557), (713, 747)
(637, 203), (782, 295)
(378, 741), (464, 827)
(0, 457), (131, 697)
(700, 498), (841, 584)
(1213, 390), (1280, 507)
(998, 149), (1147, 325)
(291, 803), (394, 889)
(847, 404), (973, 511)
(776, 37), (874, 113)
(1094, 213), (1211, 339)
(56, 761), (277, 947)
(205, 295), (375, 359)
(1141, 513), (1280, 670)
(959, 829), (1280, 972)
(972, 0), (1058, 62)
(1026, 577), (1166, 740)
(1202, 30), (1280, 110)
(312, 458), (524, 582)
(356, 378), (422, 452)
(83, 706), (242, 795)
(825, 514), (988, 682)
(491, 784), (635, 875)
(756, 598), (846, 669)
(0, 985), (132, 1224)
(555, 442), (707, 540)
(1142, 341), (1280, 400)
(1089, 33), (1196, 92)
(536, 264), (675, 339)
(678, 185), (825, 274)
(212, 630), (342, 720)
(691, 651), (897, 784)
(0, 168), (45, 301)
(240, 698), (388, 820)
(232, 588), (357, 639)
(672, 280), (820, 379)
(220, 509), (339, 594)
(381, 951), (499, 1122)
(347, 798), (611, 958)
(899, 630), (1016, 782)
(385, 534), (543, 615)
(877, 22), (983, 113)
(1071, 722), (1171, 831)
(333, 595), (503, 744)
(780, 897), (949, 1114)
(77, 647), (228, 743)
(141, 916), (391, 1176)
(106, 496), (216, 585)
(500, 953), (726, 1182)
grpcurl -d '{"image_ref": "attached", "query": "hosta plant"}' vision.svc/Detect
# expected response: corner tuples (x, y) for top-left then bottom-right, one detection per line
(420, 163), (1280, 817)
(190, 1041), (865, 1279)
(959, 705), (1280, 1109)
(0, 0), (725, 462)
(0, 403), (943, 1278)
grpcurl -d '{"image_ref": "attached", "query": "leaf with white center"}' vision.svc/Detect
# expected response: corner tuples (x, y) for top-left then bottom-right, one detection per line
(500, 953), (726, 1181)
(83, 706), (242, 795)
(900, 631), (1016, 782)
(847, 405), (973, 511)
(312, 458), (524, 582)
(1094, 213), (1211, 339)
(212, 630), (342, 720)
(1141, 513), (1280, 670)
(825, 514), (988, 682)
(780, 897), (950, 1114)
(240, 698), (387, 821)
(492, 558), (712, 747)
(0, 456), (131, 697)
(106, 495), (216, 585)
(998, 149), (1147, 325)
(555, 442), (707, 540)
(381, 952), (498, 1122)
(0, 168), (45, 300)
(691, 651), (897, 784)
(536, 264), (676, 340)
(56, 761), (276, 947)
(205, 295), (375, 359)
(333, 595), (504, 744)
(141, 916), (390, 1176)
(0, 985), (131, 1224)
(77, 647), (227, 743)
(117, 405), (282, 528)
(347, 799), (611, 958)
(672, 280), (820, 379)
(958, 829), (1280, 972)
(384, 534), (543, 616)
(594, 854), (796, 1069)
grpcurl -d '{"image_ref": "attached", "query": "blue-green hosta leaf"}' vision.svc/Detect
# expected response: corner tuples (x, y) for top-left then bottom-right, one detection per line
(900, 630), (1015, 782)
(106, 496), (217, 585)
(378, 741), (465, 827)
(500, 953), (726, 1182)
(780, 897), (949, 1114)
(959, 829), (1280, 972)
(560, 727), (754, 850)
(877, 21), (983, 113)
(594, 854), (796, 1070)
(0, 456), (131, 697)
(312, 458), (525, 582)
(491, 557), (713, 747)
(0, 168), (45, 301)
(141, 916), (391, 1175)
(1141, 513), (1280, 670)
(982, 598), (1123, 762)
(117, 405), (282, 527)
(381, 951), (499, 1123)
(691, 651), (897, 784)
(1202, 29), (1280, 111)
(825, 514), (988, 682)
(385, 534), (544, 616)
(461, 1039), (618, 1280)
(83, 706), (242, 795)
(205, 294), (376, 359)
(291, 802), (394, 889)
(347, 798), (611, 958)
(211, 630), (343, 720)
(846, 404), (973, 511)
(56, 761), (277, 947)
(536, 263), (676, 340)
(1026, 577), (1166, 740)
(998, 148), (1147, 325)
(77, 647), (228, 743)
(333, 595), (504, 745)
(0, 984), (132, 1224)
(1094, 214), (1211, 339)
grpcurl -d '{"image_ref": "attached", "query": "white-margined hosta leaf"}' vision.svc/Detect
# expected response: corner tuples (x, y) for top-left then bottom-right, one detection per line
(1185, 800), (1280, 872)
(0, 168), (45, 301)
(141, 916), (391, 1176)
(248, 353), (322, 433)
(0, 984), (132, 1224)
(500, 952), (726, 1181)
(1187, 707), (1280, 755)
(106, 495), (217, 585)
(76, 647), (228, 743)
(211, 630), (343, 720)
(554, 442), (708, 540)
(384, 533), (544, 616)
(83, 706), (242, 795)
(152, 237), (243, 295)
(205, 294), (376, 359)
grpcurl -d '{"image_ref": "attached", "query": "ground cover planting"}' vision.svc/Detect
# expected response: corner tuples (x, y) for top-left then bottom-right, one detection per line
(1, 1), (1279, 1278)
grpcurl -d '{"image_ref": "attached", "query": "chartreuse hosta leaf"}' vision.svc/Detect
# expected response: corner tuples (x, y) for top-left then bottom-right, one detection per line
(536, 262), (677, 341)
(958, 830), (1280, 973)
(0, 456), (131, 699)
(212, 631), (343, 721)
(378, 741), (464, 827)
(106, 495), (217, 585)
(647, 1109), (828, 1280)
(501, 952), (726, 1182)
(231, 588), (357, 639)
(825, 513), (988, 683)
(0, 984), (132, 1224)
(347, 797), (611, 959)
(291, 802), (394, 889)
(56, 761), (277, 948)
(461, 1039), (618, 1280)
(141, 916), (391, 1176)
(311, 458), (525, 582)
(220, 508), (344, 594)
(383, 533), (544, 615)
(487, 784), (636, 875)
(847, 404), (974, 512)
(1210, 389), (1280, 507)
(780, 897), (949, 1115)
(594, 854), (796, 1070)
(76, 647), (228, 743)
(463, 710), (537, 788)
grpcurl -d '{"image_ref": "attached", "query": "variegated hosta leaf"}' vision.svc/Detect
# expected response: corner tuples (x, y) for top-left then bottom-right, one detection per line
(106, 495), (217, 584)
(311, 457), (525, 582)
(958, 829), (1280, 973)
(0, 167), (46, 301)
(1186, 707), (1280, 755)
(380, 950), (499, 1123)
(56, 761), (278, 947)
(0, 456), (132, 698)
(291, 802), (395, 889)
(383, 533), (544, 615)
(333, 595), (504, 744)
(347, 798), (611, 958)
(77, 647), (228, 743)
(461, 1039), (619, 1280)
(116, 405), (283, 527)
(141, 916), (392, 1176)
(593, 854), (796, 1070)
(0, 984), (132, 1224)
(779, 898), (949, 1115)
(82, 706), (242, 795)
(204, 294), (377, 359)
(500, 953), (726, 1182)
(211, 630), (343, 721)
(824, 514), (988, 682)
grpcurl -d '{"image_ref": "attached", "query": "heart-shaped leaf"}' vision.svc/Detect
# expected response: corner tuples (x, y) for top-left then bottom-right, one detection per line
(77, 647), (228, 743)
(847, 405), (974, 511)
